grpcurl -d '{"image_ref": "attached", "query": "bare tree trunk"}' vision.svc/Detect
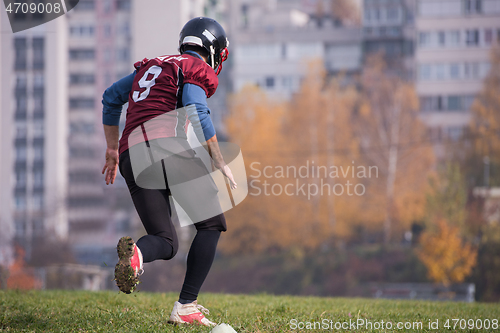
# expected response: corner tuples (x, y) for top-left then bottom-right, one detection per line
(384, 103), (401, 244)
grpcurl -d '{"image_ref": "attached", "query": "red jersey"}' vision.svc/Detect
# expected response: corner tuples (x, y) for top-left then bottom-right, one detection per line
(119, 53), (218, 155)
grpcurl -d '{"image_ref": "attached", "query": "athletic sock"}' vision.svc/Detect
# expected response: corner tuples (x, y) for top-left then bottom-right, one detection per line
(179, 230), (221, 301)
(136, 235), (174, 263)
(178, 298), (195, 304)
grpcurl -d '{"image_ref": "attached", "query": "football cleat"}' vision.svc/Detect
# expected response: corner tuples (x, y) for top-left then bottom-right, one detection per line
(168, 300), (216, 327)
(114, 236), (143, 294)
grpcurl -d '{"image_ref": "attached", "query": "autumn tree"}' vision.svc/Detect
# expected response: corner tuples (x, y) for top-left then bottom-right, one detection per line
(463, 46), (500, 300)
(355, 54), (435, 243)
(330, 0), (361, 26)
(467, 46), (500, 186)
(221, 85), (331, 254)
(417, 219), (477, 286)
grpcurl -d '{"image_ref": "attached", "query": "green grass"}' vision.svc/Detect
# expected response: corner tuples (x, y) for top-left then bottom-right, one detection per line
(0, 290), (499, 332)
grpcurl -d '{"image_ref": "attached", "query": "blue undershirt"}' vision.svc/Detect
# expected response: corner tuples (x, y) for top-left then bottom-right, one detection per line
(101, 51), (216, 141)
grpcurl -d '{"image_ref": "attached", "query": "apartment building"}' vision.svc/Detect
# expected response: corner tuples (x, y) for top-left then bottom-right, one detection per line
(362, 0), (417, 78)
(227, 0), (363, 100)
(65, 0), (134, 264)
(415, 0), (500, 141)
(0, 8), (68, 260)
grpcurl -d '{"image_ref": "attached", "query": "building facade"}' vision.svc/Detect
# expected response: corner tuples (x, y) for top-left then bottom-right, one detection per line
(0, 7), (69, 262)
(227, 0), (363, 100)
(415, 0), (500, 141)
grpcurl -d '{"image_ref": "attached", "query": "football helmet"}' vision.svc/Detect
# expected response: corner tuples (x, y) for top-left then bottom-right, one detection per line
(179, 17), (229, 75)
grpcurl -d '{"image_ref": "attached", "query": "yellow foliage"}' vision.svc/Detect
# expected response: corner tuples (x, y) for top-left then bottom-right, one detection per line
(417, 219), (477, 286)
(221, 56), (435, 254)
(469, 47), (500, 175)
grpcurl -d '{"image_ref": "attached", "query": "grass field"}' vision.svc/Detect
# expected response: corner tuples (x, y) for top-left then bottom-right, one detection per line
(0, 290), (499, 332)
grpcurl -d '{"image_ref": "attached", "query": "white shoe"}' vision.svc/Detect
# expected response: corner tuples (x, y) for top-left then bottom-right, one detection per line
(168, 300), (216, 327)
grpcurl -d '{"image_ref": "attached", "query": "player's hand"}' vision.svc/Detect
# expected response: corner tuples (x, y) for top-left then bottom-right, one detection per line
(219, 164), (237, 190)
(102, 148), (119, 185)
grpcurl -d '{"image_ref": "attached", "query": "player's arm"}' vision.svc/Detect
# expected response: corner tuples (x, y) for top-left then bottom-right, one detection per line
(101, 72), (135, 185)
(182, 83), (237, 189)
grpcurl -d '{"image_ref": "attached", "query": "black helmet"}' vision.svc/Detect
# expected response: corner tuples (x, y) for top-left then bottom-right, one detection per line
(179, 17), (229, 75)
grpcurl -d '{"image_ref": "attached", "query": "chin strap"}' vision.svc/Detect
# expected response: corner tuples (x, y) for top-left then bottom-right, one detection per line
(215, 48), (229, 76)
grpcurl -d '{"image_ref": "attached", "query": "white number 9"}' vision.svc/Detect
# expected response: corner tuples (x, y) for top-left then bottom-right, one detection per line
(132, 65), (163, 102)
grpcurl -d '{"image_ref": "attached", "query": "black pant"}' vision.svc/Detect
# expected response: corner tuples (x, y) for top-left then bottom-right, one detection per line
(119, 148), (226, 300)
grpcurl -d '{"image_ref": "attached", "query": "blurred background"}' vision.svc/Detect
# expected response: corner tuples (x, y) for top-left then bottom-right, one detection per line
(0, 0), (499, 302)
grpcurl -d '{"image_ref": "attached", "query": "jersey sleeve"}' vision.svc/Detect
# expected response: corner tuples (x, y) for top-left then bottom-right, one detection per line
(182, 83), (216, 143)
(182, 58), (219, 98)
(102, 71), (136, 126)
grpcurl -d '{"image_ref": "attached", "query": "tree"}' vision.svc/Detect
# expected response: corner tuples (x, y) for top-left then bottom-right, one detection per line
(467, 47), (500, 187)
(221, 84), (331, 254)
(425, 163), (467, 232)
(417, 219), (477, 286)
(355, 54), (435, 243)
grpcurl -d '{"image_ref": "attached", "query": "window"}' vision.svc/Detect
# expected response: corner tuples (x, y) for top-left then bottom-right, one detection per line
(34, 92), (44, 114)
(435, 63), (446, 80)
(70, 25), (95, 37)
(103, 0), (112, 13)
(419, 32), (431, 47)
(386, 7), (399, 21)
(16, 95), (27, 113)
(420, 96), (444, 111)
(70, 122), (95, 134)
(119, 22), (130, 36)
(116, 0), (131, 10)
(420, 96), (434, 111)
(419, 64), (432, 80)
(70, 147), (95, 158)
(32, 194), (44, 210)
(466, 29), (479, 46)
(33, 120), (44, 138)
(464, 62), (480, 78)
(70, 98), (95, 109)
(16, 75), (27, 89)
(34, 73), (44, 88)
(438, 31), (446, 46)
(484, 29), (493, 45)
(14, 38), (27, 70)
(15, 195), (26, 211)
(14, 219), (26, 236)
(104, 24), (112, 38)
(464, 0), (482, 13)
(33, 38), (44, 70)
(33, 169), (44, 187)
(104, 48), (113, 62)
(265, 76), (275, 88)
(241, 4), (249, 29)
(16, 121), (27, 138)
(70, 74), (95, 85)
(447, 95), (461, 110)
(34, 144), (44, 161)
(462, 95), (476, 110)
(447, 126), (463, 140)
(116, 48), (130, 62)
(282, 76), (293, 90)
(33, 219), (44, 234)
(480, 62), (491, 78)
(69, 49), (95, 60)
(364, 8), (371, 22)
(69, 171), (97, 183)
(450, 63), (460, 79)
(447, 30), (460, 46)
(16, 170), (26, 187)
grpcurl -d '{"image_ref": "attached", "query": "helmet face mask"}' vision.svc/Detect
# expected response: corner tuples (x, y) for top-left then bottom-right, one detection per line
(179, 17), (229, 75)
